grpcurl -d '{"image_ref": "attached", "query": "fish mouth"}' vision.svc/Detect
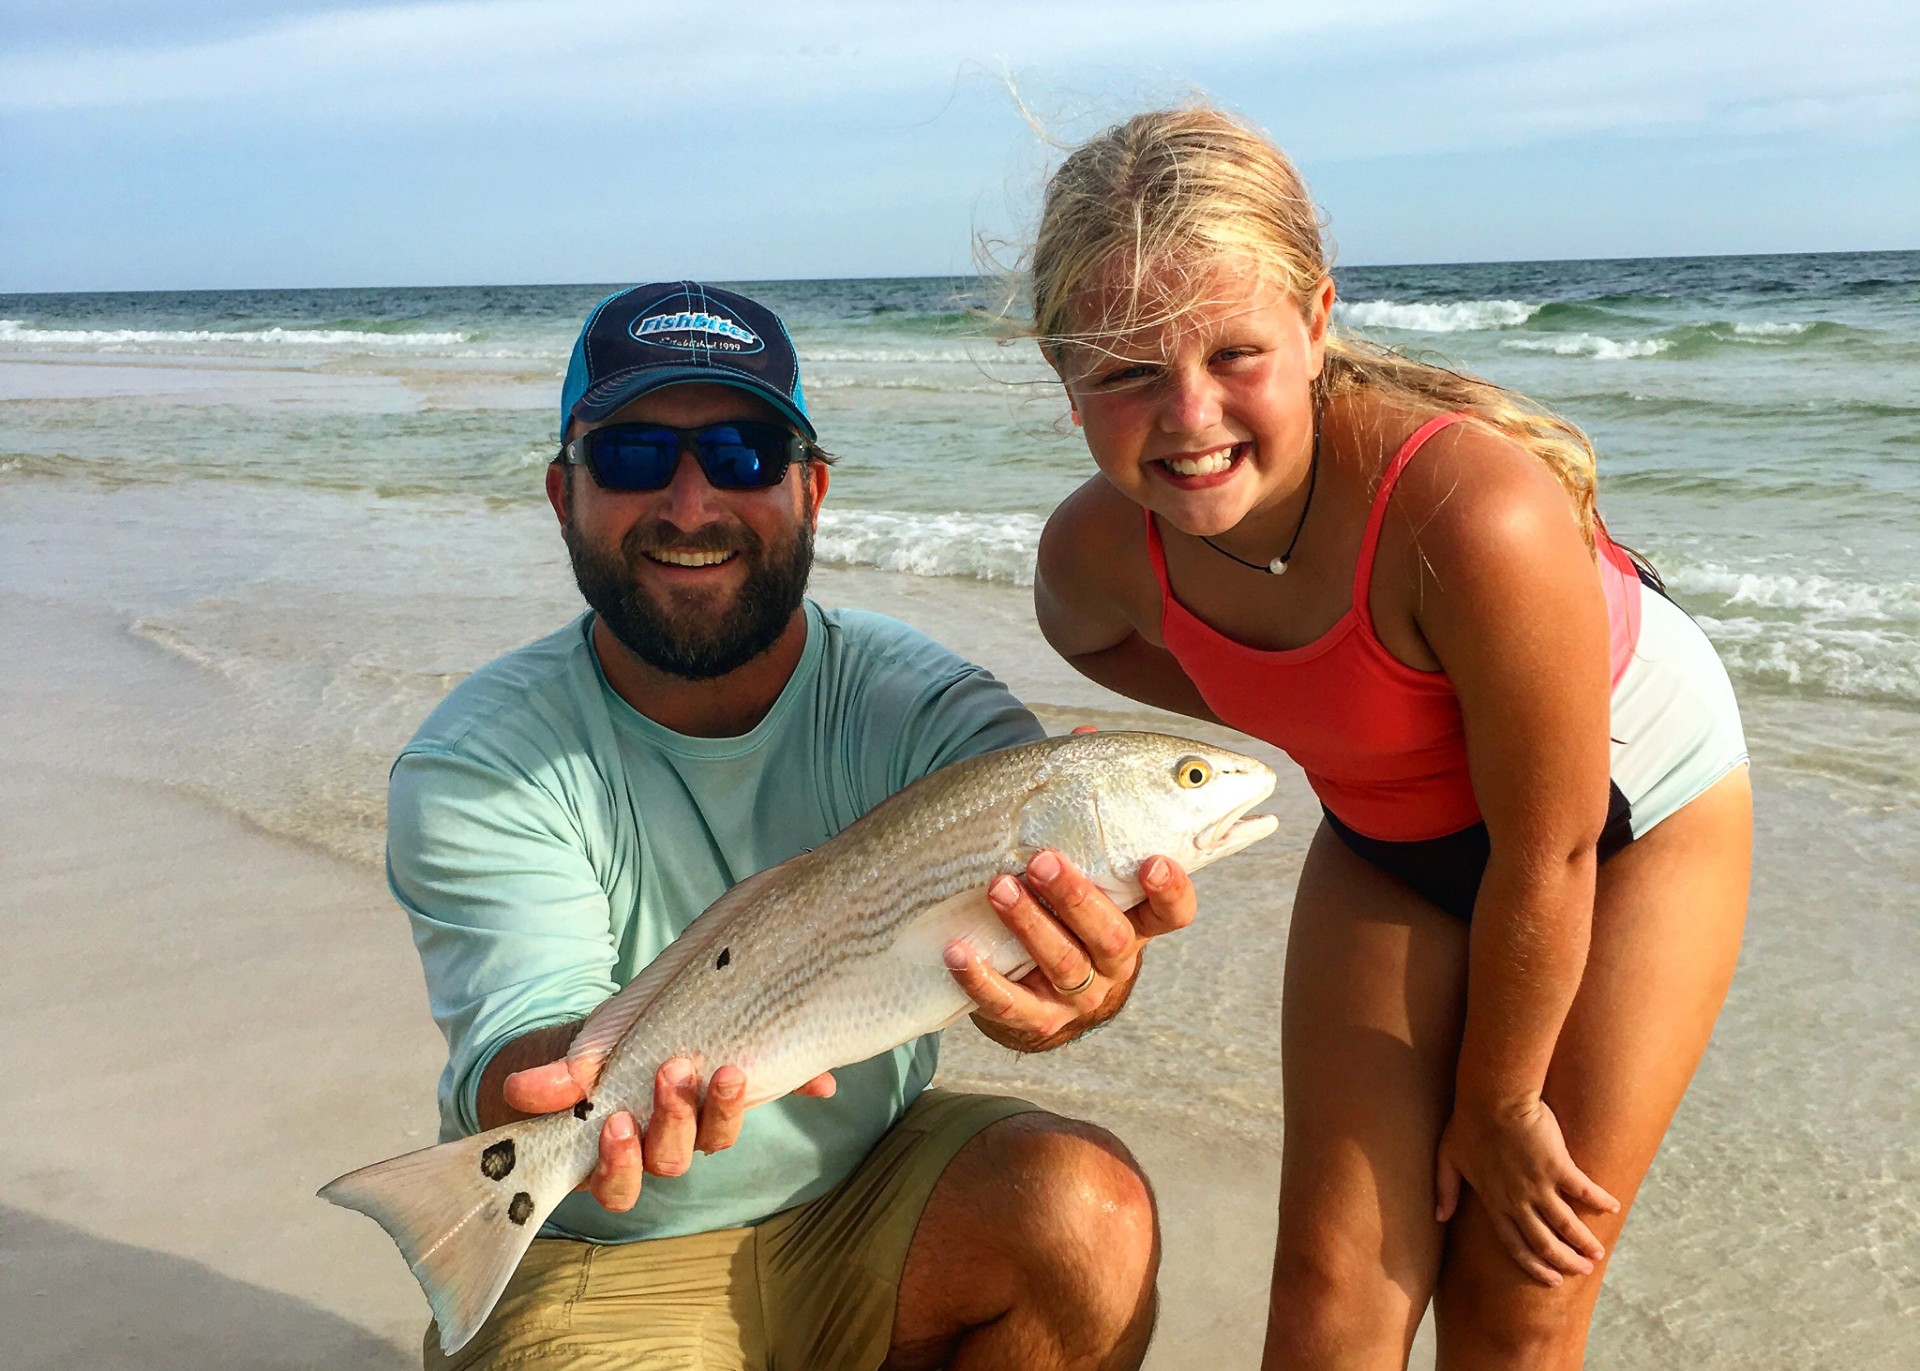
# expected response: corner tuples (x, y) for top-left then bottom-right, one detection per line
(1201, 810), (1280, 858)
(1198, 772), (1281, 858)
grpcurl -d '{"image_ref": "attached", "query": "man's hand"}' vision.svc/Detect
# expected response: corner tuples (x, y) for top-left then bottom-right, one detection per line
(502, 1057), (836, 1213)
(944, 846), (1196, 1054)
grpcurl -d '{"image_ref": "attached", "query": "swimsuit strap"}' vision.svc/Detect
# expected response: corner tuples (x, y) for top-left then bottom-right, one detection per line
(1352, 413), (1471, 629)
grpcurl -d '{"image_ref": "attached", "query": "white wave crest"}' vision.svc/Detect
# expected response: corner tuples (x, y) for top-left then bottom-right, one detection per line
(1663, 564), (1920, 623)
(1668, 561), (1920, 704)
(1694, 616), (1920, 704)
(814, 508), (1042, 585)
(0, 320), (473, 349)
(1336, 298), (1540, 332)
(1503, 333), (1670, 360)
(799, 346), (982, 364)
(1731, 321), (1814, 337)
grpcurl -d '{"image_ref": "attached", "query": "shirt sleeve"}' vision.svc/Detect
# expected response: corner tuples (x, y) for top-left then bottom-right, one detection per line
(843, 616), (1045, 800)
(386, 748), (621, 1137)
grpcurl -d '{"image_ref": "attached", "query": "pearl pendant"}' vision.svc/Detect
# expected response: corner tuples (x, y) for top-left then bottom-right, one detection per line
(1270, 558), (1289, 575)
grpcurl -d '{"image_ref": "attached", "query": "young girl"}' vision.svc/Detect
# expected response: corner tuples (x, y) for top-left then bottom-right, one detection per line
(1024, 106), (1752, 1369)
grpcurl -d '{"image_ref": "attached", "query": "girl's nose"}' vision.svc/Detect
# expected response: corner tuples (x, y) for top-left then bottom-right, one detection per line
(1157, 365), (1224, 435)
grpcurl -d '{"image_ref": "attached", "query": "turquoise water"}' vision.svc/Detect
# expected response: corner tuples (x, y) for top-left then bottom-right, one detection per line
(5, 253), (1917, 783)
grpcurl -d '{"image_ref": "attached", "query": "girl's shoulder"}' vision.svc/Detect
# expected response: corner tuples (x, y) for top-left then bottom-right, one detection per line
(1037, 474), (1164, 640)
(1343, 397), (1577, 551)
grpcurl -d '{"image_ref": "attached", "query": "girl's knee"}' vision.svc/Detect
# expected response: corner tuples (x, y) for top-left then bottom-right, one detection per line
(1267, 1242), (1423, 1364)
(1435, 1266), (1600, 1369)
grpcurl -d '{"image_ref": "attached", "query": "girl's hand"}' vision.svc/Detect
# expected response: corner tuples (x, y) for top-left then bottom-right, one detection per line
(1434, 1094), (1621, 1286)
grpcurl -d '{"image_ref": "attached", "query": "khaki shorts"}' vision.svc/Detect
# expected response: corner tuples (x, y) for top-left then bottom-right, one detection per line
(424, 1088), (1041, 1371)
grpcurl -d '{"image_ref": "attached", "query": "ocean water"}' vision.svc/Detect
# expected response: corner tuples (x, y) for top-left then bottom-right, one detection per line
(3, 253), (1915, 1365)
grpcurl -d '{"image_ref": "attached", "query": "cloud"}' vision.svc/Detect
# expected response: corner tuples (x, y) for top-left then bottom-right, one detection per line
(3, 0), (1912, 162)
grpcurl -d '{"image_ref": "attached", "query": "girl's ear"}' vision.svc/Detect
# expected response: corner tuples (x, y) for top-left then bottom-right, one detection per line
(1306, 274), (1336, 376)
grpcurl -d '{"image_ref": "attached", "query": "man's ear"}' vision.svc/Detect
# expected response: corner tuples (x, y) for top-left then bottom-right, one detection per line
(546, 461), (569, 528)
(804, 459), (830, 526)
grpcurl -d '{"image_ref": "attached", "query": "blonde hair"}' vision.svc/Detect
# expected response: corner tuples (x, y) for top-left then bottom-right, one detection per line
(1025, 104), (1608, 550)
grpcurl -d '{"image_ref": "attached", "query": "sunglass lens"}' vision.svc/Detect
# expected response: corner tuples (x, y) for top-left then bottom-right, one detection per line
(696, 425), (785, 489)
(589, 428), (680, 489)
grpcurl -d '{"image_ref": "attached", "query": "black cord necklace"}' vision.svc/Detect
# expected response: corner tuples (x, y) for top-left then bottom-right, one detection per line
(1200, 413), (1321, 576)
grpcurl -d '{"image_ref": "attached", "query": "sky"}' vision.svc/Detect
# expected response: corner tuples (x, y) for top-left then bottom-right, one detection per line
(2, 0), (1916, 292)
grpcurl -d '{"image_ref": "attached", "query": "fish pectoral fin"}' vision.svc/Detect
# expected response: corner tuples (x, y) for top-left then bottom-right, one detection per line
(567, 860), (790, 1084)
(893, 888), (1031, 980)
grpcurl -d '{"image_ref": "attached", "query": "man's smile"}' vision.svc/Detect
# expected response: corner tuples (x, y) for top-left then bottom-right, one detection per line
(643, 548), (740, 569)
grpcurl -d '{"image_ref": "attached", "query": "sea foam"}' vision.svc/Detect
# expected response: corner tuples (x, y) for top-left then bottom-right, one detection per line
(815, 508), (1042, 586)
(0, 320), (473, 349)
(1336, 299), (1541, 332)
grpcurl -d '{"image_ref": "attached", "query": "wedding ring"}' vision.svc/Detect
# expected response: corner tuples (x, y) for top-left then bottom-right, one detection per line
(1055, 965), (1097, 996)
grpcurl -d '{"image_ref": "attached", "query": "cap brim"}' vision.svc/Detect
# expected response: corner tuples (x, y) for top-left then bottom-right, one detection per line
(569, 366), (816, 441)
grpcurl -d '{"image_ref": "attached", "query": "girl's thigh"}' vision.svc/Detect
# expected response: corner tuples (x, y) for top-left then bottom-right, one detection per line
(1268, 824), (1471, 1364)
(1433, 767), (1752, 1368)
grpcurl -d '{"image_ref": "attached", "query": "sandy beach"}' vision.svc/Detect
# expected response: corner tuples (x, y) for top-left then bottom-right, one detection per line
(6, 568), (1915, 1369)
(0, 589), (1293, 1370)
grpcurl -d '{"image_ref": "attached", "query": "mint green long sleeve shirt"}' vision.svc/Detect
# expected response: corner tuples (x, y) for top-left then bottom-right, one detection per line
(385, 603), (1042, 1242)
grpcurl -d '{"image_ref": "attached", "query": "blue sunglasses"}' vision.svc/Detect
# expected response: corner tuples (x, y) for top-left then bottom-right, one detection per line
(560, 421), (807, 491)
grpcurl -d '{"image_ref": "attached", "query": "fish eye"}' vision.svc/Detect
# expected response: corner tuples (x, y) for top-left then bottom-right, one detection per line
(1175, 757), (1212, 789)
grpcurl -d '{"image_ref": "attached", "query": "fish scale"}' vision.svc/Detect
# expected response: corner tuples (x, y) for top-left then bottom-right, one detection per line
(320, 730), (1279, 1354)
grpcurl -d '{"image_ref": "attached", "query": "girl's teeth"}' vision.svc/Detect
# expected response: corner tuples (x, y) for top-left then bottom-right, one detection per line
(651, 549), (735, 567)
(1164, 447), (1236, 477)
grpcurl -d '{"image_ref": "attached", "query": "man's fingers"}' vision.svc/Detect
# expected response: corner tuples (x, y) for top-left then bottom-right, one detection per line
(694, 1065), (747, 1154)
(503, 1058), (587, 1114)
(644, 1058), (699, 1178)
(1130, 855), (1196, 940)
(986, 872), (1102, 1001)
(590, 1110), (644, 1212)
(1017, 850), (1137, 976)
(795, 1071), (837, 1098)
(943, 940), (1069, 1036)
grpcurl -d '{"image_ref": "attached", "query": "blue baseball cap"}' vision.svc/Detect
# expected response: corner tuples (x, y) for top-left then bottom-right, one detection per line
(558, 281), (814, 442)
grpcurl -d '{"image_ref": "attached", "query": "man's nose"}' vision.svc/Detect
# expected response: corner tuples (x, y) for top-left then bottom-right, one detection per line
(654, 449), (726, 524)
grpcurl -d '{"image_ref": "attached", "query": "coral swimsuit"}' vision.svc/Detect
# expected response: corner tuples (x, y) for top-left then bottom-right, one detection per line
(1145, 413), (1748, 918)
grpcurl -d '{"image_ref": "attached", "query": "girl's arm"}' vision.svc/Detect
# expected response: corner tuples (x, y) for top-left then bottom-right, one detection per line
(1034, 477), (1222, 722)
(1401, 427), (1622, 1285)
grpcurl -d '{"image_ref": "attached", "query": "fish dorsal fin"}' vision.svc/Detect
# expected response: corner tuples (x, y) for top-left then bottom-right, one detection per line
(566, 857), (797, 1087)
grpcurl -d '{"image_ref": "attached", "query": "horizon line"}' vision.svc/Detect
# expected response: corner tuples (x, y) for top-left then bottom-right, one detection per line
(2, 245), (1913, 299)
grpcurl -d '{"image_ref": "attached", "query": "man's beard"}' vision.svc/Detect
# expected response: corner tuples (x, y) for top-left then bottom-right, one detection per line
(563, 507), (813, 681)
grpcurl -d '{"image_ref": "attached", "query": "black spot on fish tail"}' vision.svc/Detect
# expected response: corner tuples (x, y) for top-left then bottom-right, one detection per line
(573, 1100), (594, 1120)
(716, 947), (732, 969)
(480, 1139), (515, 1181)
(508, 1192), (534, 1225)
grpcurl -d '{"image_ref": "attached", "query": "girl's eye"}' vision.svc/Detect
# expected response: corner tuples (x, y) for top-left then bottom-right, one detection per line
(1214, 346), (1257, 366)
(1098, 364), (1155, 387)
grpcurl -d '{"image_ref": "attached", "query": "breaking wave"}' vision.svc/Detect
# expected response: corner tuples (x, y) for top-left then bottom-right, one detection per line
(1337, 298), (1541, 332)
(814, 508), (1042, 585)
(0, 320), (475, 349)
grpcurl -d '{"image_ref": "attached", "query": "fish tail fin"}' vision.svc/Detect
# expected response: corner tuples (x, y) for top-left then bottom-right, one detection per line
(319, 1113), (584, 1355)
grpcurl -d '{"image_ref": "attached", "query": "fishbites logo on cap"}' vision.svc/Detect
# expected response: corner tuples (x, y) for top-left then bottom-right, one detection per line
(631, 309), (765, 354)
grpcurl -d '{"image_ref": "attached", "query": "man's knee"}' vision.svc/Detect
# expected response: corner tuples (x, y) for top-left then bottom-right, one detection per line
(988, 1114), (1158, 1271)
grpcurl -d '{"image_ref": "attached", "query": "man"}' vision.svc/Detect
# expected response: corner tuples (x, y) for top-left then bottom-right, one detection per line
(386, 282), (1197, 1370)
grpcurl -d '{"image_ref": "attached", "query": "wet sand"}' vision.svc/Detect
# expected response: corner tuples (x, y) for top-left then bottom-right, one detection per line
(0, 593), (1285, 1370)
